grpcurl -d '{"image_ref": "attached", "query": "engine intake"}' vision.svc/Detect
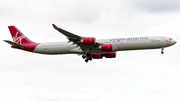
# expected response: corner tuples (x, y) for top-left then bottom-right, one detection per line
(81, 37), (95, 45)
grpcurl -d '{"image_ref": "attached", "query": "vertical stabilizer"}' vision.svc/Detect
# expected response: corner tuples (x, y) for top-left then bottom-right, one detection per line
(7, 26), (39, 52)
(8, 26), (34, 45)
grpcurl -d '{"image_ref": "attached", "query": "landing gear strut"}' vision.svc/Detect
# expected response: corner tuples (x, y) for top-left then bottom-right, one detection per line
(161, 48), (164, 54)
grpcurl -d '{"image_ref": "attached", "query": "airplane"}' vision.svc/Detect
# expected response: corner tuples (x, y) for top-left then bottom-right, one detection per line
(4, 24), (177, 62)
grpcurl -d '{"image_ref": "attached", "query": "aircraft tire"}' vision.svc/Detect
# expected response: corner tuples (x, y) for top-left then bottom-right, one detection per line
(82, 55), (86, 59)
(85, 59), (89, 62)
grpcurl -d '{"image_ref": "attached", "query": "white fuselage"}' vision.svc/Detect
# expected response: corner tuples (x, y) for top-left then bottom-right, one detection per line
(33, 36), (176, 55)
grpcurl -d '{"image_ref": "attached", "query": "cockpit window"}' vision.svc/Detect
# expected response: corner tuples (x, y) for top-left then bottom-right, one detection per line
(169, 38), (172, 40)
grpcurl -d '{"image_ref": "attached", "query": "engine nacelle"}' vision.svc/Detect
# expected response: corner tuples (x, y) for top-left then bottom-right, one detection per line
(92, 54), (103, 59)
(81, 37), (96, 45)
(99, 44), (113, 51)
(104, 52), (116, 58)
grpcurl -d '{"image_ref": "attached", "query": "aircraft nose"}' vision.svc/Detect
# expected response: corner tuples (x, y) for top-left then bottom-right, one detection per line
(172, 40), (177, 45)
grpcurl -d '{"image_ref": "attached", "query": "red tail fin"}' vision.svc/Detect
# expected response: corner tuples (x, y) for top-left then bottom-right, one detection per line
(8, 26), (39, 52)
(8, 26), (34, 45)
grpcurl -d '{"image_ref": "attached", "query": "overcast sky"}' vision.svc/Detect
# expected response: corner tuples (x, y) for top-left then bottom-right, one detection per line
(0, 0), (180, 101)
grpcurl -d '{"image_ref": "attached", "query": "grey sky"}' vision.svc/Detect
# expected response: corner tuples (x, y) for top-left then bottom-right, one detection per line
(133, 0), (180, 12)
(0, 0), (180, 101)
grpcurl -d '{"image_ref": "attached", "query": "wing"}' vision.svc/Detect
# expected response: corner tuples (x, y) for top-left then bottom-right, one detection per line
(52, 24), (82, 42)
(52, 24), (101, 52)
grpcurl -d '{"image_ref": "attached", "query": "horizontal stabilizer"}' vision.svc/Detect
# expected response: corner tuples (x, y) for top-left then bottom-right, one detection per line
(4, 40), (25, 48)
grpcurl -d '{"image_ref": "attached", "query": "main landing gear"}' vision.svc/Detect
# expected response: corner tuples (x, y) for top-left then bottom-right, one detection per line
(82, 53), (92, 63)
(161, 48), (164, 54)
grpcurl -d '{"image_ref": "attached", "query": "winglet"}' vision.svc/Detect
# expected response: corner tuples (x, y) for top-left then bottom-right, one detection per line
(52, 24), (58, 29)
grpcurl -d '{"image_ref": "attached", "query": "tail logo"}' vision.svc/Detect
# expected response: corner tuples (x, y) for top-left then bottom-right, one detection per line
(13, 32), (26, 44)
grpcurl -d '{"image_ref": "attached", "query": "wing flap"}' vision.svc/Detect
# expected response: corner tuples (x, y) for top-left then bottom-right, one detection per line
(4, 40), (25, 48)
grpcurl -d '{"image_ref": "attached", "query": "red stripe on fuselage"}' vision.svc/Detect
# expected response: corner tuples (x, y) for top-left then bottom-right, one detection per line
(23, 43), (39, 52)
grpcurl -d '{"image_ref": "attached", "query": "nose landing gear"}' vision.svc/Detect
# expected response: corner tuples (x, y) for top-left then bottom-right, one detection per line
(161, 48), (164, 54)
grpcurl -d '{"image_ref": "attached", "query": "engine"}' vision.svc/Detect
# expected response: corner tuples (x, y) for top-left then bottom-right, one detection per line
(81, 37), (96, 45)
(92, 54), (103, 59)
(104, 52), (116, 58)
(99, 44), (113, 51)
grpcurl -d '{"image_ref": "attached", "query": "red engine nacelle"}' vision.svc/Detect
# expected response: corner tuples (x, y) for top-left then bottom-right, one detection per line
(81, 37), (96, 45)
(92, 54), (103, 59)
(100, 44), (113, 51)
(104, 52), (116, 58)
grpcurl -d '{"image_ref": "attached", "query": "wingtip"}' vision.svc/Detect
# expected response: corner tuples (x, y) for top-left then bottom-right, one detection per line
(3, 40), (7, 42)
(52, 24), (58, 29)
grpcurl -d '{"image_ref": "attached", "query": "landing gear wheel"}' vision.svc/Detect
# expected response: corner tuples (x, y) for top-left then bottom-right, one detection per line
(161, 48), (164, 54)
(83, 52), (92, 62)
(82, 55), (86, 59)
(85, 59), (89, 62)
